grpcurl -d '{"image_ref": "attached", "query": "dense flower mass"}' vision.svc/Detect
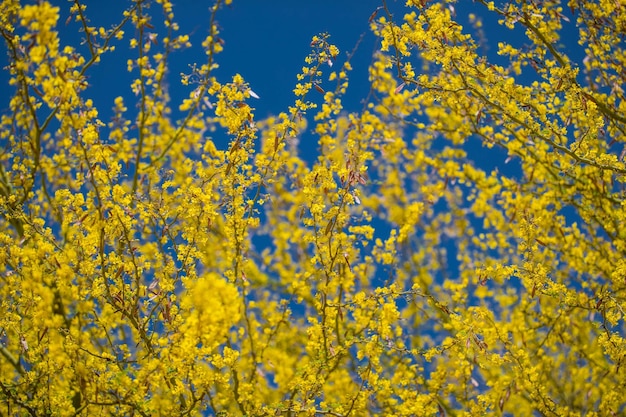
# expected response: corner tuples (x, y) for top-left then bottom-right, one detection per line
(1, 0), (625, 415)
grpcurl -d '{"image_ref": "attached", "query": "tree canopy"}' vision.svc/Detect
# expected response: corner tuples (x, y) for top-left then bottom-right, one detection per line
(1, 0), (625, 415)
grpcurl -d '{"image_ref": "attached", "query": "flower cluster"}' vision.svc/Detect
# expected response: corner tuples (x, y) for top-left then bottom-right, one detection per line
(1, 0), (624, 416)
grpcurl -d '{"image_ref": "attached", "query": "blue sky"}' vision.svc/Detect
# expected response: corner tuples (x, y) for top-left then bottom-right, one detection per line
(1, 0), (591, 282)
(0, 0), (588, 302)
(48, 1), (588, 170)
(53, 1), (405, 139)
(2, 0), (584, 160)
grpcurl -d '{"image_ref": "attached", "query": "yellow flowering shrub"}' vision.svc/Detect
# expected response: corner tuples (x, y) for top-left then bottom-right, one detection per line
(1, 0), (625, 415)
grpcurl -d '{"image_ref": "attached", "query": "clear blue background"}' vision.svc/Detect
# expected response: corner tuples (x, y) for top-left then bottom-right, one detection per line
(2, 1), (584, 163)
